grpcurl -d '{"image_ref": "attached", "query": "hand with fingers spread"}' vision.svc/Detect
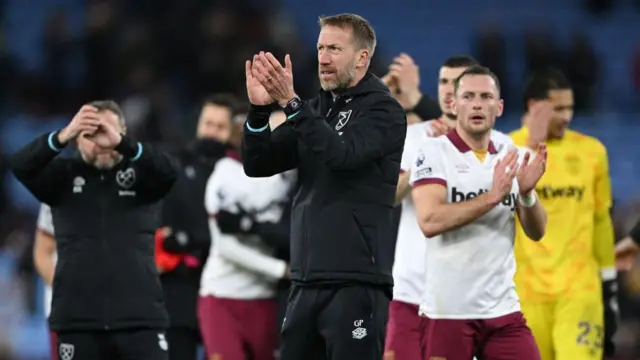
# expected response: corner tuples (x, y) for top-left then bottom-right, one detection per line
(488, 147), (519, 204)
(250, 51), (297, 106)
(58, 105), (102, 144)
(385, 53), (422, 110)
(525, 101), (553, 149)
(517, 144), (547, 195)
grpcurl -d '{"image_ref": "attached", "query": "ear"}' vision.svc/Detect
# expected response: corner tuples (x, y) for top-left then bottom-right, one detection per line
(357, 49), (369, 68)
(496, 99), (504, 117)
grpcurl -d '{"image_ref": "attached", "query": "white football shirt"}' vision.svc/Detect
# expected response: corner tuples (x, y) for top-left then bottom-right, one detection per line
(200, 155), (294, 299)
(392, 121), (512, 306)
(36, 204), (56, 318)
(410, 129), (525, 319)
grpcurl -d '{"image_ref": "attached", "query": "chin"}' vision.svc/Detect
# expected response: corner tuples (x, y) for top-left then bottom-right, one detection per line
(94, 161), (115, 170)
(320, 81), (338, 92)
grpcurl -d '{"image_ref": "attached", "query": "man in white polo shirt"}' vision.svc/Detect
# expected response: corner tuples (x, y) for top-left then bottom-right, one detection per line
(410, 65), (548, 359)
(199, 124), (294, 360)
(384, 55), (513, 360)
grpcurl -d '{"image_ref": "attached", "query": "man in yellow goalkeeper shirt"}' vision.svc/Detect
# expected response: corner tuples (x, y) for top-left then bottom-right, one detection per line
(510, 69), (618, 360)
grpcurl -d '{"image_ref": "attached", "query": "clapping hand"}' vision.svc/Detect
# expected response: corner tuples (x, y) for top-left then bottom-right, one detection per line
(381, 53), (422, 110)
(615, 237), (639, 271)
(488, 148), (519, 204)
(386, 53), (422, 110)
(245, 54), (275, 106)
(249, 52), (297, 106)
(58, 105), (102, 144)
(516, 144), (547, 195)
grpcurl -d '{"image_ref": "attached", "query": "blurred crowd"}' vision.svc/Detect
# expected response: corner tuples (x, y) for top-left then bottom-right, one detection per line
(0, 0), (639, 358)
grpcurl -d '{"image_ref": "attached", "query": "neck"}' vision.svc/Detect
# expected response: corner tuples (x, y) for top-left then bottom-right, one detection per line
(457, 125), (491, 151)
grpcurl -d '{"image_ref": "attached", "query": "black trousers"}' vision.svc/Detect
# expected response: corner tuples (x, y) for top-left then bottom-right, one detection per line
(166, 327), (201, 360)
(279, 285), (390, 360)
(56, 329), (169, 360)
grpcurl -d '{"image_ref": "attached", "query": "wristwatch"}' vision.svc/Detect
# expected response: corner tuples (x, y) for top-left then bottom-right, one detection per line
(283, 97), (302, 117)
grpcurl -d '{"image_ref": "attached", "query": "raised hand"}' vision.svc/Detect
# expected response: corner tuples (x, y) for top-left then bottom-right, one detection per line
(245, 55), (274, 106)
(251, 52), (297, 106)
(615, 237), (639, 271)
(488, 147), (519, 204)
(88, 119), (122, 148)
(517, 144), (547, 195)
(58, 105), (102, 144)
(526, 101), (553, 148)
(387, 53), (422, 110)
(429, 119), (450, 137)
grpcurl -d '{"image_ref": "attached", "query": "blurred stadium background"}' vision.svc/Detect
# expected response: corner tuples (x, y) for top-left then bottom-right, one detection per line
(0, 0), (639, 358)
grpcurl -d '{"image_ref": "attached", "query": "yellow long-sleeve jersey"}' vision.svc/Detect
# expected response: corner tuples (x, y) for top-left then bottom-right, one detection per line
(510, 127), (615, 302)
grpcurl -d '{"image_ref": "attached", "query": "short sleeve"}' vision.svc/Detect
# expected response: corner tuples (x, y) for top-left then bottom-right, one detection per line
(400, 135), (417, 173)
(409, 140), (447, 188)
(37, 204), (55, 236)
(401, 122), (437, 173)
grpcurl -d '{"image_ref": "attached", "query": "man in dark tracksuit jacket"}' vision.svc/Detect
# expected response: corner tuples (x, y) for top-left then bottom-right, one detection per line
(157, 140), (224, 360)
(242, 15), (406, 360)
(157, 94), (238, 360)
(9, 101), (178, 360)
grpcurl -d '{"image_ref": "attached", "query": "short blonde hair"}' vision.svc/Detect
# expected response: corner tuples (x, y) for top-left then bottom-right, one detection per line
(318, 13), (376, 56)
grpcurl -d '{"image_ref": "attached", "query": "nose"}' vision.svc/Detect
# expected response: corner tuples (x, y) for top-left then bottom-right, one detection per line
(318, 51), (331, 65)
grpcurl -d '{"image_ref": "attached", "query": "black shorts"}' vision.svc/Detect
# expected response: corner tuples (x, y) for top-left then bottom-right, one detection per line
(279, 285), (390, 360)
(56, 328), (169, 360)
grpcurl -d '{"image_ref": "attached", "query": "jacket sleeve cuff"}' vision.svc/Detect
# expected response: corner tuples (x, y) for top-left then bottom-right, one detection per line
(246, 105), (272, 132)
(48, 130), (67, 152)
(412, 95), (441, 120)
(115, 135), (142, 160)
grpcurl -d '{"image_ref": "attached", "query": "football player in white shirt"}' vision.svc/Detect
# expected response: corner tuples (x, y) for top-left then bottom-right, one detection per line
(199, 116), (294, 360)
(33, 203), (58, 360)
(383, 55), (513, 360)
(410, 65), (548, 360)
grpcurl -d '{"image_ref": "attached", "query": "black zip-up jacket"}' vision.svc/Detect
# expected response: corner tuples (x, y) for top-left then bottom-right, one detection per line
(242, 73), (406, 286)
(9, 131), (178, 331)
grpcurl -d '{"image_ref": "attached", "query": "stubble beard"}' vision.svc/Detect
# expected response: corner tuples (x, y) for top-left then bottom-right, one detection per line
(319, 61), (356, 92)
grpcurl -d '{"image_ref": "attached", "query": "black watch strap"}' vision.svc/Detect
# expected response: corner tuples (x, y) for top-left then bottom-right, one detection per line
(283, 97), (302, 117)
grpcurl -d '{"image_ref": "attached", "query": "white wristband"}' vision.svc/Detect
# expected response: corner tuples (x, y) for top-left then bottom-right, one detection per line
(519, 191), (537, 208)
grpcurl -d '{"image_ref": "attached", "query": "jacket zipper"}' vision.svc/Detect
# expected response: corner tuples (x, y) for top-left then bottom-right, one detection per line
(100, 172), (110, 330)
